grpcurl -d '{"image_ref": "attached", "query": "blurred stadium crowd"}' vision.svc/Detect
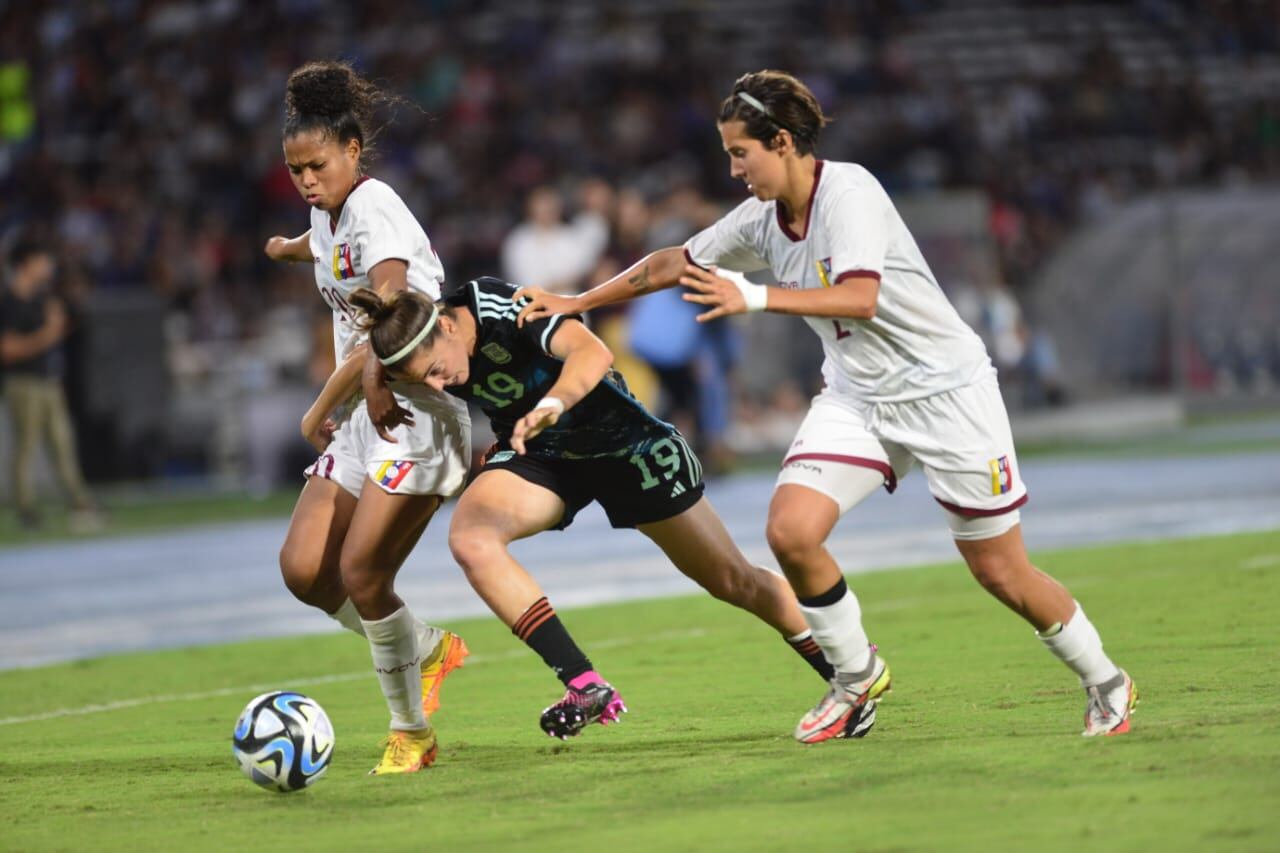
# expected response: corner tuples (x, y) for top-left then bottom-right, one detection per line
(1, 0), (1278, 488)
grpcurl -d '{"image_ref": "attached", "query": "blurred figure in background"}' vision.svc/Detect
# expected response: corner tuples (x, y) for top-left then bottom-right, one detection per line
(500, 180), (612, 295)
(629, 185), (742, 467)
(627, 286), (703, 442)
(0, 238), (98, 531)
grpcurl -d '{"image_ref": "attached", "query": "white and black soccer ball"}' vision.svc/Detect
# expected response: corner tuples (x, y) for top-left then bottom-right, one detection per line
(232, 691), (334, 793)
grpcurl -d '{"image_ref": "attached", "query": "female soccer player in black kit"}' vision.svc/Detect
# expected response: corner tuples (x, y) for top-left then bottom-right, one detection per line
(341, 278), (867, 739)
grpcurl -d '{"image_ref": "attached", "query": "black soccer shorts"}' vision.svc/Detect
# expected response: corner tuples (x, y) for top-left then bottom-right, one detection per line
(480, 432), (705, 530)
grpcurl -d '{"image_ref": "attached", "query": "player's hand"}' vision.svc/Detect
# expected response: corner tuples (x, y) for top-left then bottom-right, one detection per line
(265, 235), (313, 263)
(514, 287), (576, 327)
(680, 265), (744, 322)
(511, 404), (562, 455)
(365, 381), (414, 442)
(264, 236), (292, 262)
(302, 418), (337, 453)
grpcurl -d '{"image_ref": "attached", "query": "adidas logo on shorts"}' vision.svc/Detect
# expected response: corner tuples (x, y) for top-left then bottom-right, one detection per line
(670, 482), (686, 498)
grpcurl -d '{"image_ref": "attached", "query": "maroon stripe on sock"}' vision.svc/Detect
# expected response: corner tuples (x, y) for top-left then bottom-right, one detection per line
(517, 611), (556, 641)
(513, 597), (553, 640)
(513, 597), (550, 631)
(792, 638), (822, 656)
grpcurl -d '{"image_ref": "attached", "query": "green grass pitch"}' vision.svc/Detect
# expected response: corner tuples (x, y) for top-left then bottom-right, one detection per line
(2, 530), (1278, 852)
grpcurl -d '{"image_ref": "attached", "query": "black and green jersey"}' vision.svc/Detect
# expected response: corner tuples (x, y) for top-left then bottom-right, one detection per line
(442, 277), (683, 461)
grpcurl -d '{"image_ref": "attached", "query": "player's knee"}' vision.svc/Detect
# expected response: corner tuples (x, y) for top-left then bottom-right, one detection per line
(279, 544), (322, 605)
(766, 513), (821, 569)
(337, 555), (384, 611)
(448, 526), (505, 578)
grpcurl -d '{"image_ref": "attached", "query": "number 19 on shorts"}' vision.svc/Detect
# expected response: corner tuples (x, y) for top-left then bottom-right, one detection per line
(628, 435), (701, 491)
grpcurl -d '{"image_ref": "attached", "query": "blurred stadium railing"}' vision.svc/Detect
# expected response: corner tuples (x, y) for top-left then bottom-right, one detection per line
(1032, 189), (1280, 405)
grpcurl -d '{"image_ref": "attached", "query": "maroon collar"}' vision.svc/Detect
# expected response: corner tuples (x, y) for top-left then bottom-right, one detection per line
(775, 160), (824, 243)
(329, 175), (373, 234)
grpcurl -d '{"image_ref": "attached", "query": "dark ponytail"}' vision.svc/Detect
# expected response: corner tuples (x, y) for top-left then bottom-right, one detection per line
(283, 61), (395, 163)
(718, 70), (831, 156)
(349, 287), (450, 367)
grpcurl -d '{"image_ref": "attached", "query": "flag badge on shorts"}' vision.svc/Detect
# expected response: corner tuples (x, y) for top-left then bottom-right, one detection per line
(989, 456), (1014, 495)
(332, 243), (356, 280)
(376, 460), (415, 490)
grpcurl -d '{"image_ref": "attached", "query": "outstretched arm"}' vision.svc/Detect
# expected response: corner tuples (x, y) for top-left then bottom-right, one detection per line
(264, 230), (314, 264)
(515, 246), (686, 326)
(301, 344), (367, 451)
(510, 320), (614, 455)
(680, 265), (880, 323)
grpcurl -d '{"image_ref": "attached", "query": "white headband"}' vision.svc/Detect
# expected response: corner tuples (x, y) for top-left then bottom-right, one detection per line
(736, 90), (804, 139)
(378, 303), (439, 366)
(736, 91), (774, 118)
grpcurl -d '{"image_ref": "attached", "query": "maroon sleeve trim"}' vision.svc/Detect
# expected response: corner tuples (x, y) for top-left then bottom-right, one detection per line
(782, 452), (897, 494)
(934, 493), (1029, 518)
(683, 247), (709, 271)
(834, 269), (881, 284)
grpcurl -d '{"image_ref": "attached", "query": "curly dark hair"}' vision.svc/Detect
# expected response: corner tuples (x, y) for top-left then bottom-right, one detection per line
(283, 61), (395, 160)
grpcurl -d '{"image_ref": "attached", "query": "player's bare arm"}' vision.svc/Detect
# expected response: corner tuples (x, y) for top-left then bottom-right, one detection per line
(361, 258), (415, 441)
(681, 265), (879, 323)
(515, 246), (686, 326)
(263, 230), (314, 263)
(510, 320), (614, 455)
(300, 344), (367, 451)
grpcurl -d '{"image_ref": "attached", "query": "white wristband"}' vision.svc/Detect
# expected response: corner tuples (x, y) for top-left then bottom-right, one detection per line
(727, 271), (768, 312)
(534, 396), (566, 415)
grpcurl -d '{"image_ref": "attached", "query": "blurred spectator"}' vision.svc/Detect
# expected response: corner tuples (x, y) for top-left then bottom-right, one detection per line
(628, 286), (703, 441)
(500, 180), (612, 294)
(694, 314), (742, 474)
(0, 238), (98, 530)
(626, 184), (743, 463)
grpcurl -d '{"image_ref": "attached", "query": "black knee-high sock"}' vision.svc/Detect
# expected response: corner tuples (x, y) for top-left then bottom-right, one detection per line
(787, 631), (836, 680)
(512, 597), (593, 686)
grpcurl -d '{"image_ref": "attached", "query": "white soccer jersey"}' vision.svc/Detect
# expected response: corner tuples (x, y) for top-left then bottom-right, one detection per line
(308, 177), (446, 364)
(685, 160), (992, 402)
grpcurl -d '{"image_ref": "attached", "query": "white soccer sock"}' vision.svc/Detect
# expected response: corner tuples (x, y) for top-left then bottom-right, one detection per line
(1037, 603), (1121, 687)
(328, 599), (366, 637)
(800, 586), (872, 675)
(361, 605), (427, 731)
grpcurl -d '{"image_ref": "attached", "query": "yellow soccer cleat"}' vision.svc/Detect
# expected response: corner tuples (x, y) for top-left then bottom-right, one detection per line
(368, 727), (438, 776)
(420, 630), (469, 717)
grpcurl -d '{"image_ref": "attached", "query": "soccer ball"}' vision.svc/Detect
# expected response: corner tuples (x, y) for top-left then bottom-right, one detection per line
(232, 691), (334, 793)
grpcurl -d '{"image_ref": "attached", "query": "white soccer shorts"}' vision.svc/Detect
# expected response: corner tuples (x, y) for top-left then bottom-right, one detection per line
(304, 392), (471, 499)
(776, 376), (1027, 535)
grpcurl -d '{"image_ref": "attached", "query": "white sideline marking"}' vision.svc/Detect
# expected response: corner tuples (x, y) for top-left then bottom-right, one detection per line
(1240, 554), (1280, 570)
(0, 628), (708, 728)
